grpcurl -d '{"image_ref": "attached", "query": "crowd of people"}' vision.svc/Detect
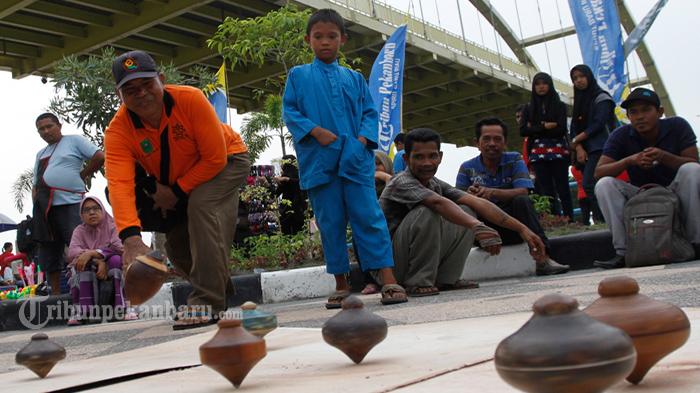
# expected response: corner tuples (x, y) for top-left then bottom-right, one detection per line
(6, 8), (698, 330)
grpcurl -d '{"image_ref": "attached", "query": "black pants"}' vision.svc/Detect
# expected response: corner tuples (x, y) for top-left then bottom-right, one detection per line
(532, 159), (574, 220)
(481, 195), (551, 253)
(38, 203), (82, 273)
(581, 151), (605, 223)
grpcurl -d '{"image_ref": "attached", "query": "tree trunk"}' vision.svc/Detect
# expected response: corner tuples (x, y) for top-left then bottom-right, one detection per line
(279, 128), (286, 156)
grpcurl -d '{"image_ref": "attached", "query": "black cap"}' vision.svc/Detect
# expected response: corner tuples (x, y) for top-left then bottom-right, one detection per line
(112, 50), (159, 89)
(620, 87), (661, 109)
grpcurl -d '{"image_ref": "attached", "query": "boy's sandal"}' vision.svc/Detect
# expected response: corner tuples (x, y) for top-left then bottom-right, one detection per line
(380, 284), (408, 305)
(437, 279), (480, 291)
(325, 290), (351, 310)
(406, 286), (440, 297)
(361, 283), (380, 295)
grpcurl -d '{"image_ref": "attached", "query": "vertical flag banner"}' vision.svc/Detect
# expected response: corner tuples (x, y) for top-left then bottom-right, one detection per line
(204, 61), (229, 123)
(623, 0), (668, 58)
(568, 0), (627, 103)
(369, 24), (407, 154)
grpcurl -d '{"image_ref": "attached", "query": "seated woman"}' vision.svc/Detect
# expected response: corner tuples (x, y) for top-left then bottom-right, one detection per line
(66, 196), (136, 325)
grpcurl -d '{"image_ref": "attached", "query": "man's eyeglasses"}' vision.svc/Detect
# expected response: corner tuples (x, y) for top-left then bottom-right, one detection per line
(81, 206), (102, 214)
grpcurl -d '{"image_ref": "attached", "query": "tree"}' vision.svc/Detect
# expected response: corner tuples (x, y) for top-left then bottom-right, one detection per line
(10, 47), (216, 212)
(240, 95), (285, 163)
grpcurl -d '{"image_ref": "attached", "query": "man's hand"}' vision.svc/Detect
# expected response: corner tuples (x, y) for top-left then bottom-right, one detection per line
(151, 182), (178, 218)
(122, 236), (151, 270)
(628, 151), (656, 170)
(310, 127), (337, 146)
(575, 144), (588, 164)
(473, 223), (502, 255)
(519, 227), (546, 261)
(468, 184), (494, 200)
(95, 259), (107, 280)
(641, 147), (666, 168)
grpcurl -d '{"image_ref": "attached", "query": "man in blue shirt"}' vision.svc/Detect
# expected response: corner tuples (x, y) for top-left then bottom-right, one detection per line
(32, 113), (104, 294)
(456, 117), (569, 275)
(392, 132), (406, 173)
(594, 88), (700, 268)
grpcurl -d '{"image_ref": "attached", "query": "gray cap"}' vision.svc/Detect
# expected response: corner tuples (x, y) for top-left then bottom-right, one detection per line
(112, 50), (159, 89)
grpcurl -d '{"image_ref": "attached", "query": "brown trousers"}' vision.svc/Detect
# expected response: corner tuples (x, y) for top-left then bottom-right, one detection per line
(165, 153), (250, 314)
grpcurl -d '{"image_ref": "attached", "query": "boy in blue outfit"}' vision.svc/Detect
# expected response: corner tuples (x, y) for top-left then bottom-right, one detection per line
(283, 9), (407, 308)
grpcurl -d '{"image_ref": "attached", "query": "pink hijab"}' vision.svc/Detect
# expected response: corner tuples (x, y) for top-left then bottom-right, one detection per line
(67, 196), (123, 263)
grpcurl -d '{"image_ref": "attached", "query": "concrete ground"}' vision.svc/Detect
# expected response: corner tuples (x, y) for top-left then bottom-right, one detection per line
(1, 260), (699, 391)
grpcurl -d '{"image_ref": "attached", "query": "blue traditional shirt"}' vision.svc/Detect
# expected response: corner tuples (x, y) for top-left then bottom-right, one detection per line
(282, 58), (379, 190)
(455, 152), (534, 191)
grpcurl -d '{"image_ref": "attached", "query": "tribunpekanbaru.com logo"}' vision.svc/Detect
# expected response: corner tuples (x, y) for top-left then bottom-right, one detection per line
(18, 299), (242, 329)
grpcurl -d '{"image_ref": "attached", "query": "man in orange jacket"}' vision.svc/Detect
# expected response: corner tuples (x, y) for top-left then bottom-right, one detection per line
(105, 51), (250, 329)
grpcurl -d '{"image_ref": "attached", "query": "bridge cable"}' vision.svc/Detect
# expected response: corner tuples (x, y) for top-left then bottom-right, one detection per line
(513, 0), (532, 79)
(434, 0), (442, 27)
(554, 0), (572, 72)
(455, 0), (469, 55)
(536, 0), (554, 75)
(486, 0), (504, 70)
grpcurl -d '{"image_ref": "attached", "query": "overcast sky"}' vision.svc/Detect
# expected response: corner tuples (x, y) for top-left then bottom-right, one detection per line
(0, 0), (697, 246)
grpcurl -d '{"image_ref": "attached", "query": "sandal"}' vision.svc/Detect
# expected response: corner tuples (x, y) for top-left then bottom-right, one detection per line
(437, 279), (480, 291)
(406, 286), (440, 297)
(172, 307), (218, 331)
(380, 284), (408, 305)
(361, 283), (380, 295)
(325, 290), (351, 309)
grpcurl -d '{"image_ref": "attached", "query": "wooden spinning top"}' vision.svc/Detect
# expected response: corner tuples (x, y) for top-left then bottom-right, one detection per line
(16, 333), (66, 378)
(199, 319), (267, 388)
(584, 276), (691, 384)
(322, 295), (387, 364)
(124, 250), (169, 305)
(241, 301), (278, 338)
(495, 294), (636, 393)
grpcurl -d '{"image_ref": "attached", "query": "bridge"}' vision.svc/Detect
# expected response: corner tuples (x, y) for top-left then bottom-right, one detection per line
(0, 0), (671, 147)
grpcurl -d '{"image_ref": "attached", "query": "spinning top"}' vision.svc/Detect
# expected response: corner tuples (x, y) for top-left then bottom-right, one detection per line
(199, 319), (267, 388)
(495, 294), (635, 393)
(584, 276), (691, 384)
(322, 295), (387, 364)
(241, 301), (278, 338)
(16, 333), (66, 378)
(124, 250), (169, 305)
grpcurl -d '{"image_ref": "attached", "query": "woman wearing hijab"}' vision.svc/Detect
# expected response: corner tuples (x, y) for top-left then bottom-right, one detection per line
(275, 155), (307, 235)
(569, 64), (616, 222)
(520, 72), (574, 221)
(66, 196), (136, 325)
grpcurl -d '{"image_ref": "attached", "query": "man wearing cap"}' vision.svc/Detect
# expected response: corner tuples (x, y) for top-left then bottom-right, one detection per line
(104, 50), (250, 329)
(593, 87), (700, 268)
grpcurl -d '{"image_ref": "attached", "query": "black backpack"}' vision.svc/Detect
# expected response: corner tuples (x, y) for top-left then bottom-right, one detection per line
(624, 185), (695, 267)
(16, 216), (36, 254)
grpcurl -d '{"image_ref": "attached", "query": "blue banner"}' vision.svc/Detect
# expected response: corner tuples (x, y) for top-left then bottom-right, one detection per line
(369, 25), (407, 154)
(568, 0), (627, 103)
(623, 0), (668, 58)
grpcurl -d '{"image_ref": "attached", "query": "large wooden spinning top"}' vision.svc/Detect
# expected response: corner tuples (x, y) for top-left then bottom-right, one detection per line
(124, 250), (169, 305)
(495, 293), (636, 393)
(199, 319), (267, 388)
(15, 333), (66, 378)
(584, 276), (691, 384)
(322, 295), (387, 364)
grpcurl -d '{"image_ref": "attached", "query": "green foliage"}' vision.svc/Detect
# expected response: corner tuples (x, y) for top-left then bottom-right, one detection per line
(529, 194), (552, 215)
(240, 94), (285, 162)
(229, 231), (323, 272)
(11, 168), (34, 213)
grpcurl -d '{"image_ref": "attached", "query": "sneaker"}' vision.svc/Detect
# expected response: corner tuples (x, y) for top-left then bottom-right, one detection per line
(593, 255), (625, 269)
(536, 258), (570, 276)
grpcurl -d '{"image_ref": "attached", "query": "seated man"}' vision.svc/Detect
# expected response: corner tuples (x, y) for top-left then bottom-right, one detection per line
(594, 88), (700, 268)
(380, 128), (546, 296)
(456, 117), (569, 276)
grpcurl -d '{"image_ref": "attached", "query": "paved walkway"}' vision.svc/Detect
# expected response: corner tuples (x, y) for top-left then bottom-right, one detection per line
(2, 261), (699, 391)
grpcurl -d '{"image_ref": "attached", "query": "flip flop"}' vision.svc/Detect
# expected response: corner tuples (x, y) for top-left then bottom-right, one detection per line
(381, 284), (408, 305)
(325, 290), (351, 309)
(172, 308), (218, 331)
(406, 286), (440, 297)
(437, 279), (480, 291)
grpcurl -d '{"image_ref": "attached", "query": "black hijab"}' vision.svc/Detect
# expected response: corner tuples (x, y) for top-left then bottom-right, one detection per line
(570, 64), (607, 130)
(528, 72), (563, 124)
(281, 155), (299, 179)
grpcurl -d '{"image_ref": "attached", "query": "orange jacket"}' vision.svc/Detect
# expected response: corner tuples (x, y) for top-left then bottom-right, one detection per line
(105, 85), (246, 235)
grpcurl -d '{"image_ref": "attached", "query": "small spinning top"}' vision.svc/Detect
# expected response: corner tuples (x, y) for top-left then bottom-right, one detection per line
(241, 301), (278, 338)
(124, 250), (169, 305)
(322, 295), (387, 364)
(199, 319), (267, 388)
(16, 333), (66, 378)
